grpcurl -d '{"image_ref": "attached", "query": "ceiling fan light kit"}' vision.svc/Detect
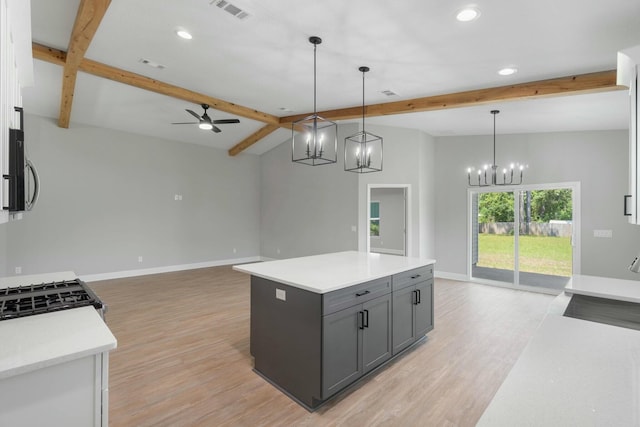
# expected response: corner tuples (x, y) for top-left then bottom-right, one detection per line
(467, 110), (526, 187)
(291, 36), (338, 166)
(171, 103), (240, 134)
(344, 66), (383, 173)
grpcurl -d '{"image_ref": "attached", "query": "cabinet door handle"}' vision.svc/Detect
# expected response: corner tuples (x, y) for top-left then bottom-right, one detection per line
(363, 309), (369, 328)
(355, 290), (370, 297)
(412, 290), (418, 305)
(417, 289), (421, 304)
(624, 195), (633, 216)
(358, 311), (365, 329)
(410, 274), (421, 279)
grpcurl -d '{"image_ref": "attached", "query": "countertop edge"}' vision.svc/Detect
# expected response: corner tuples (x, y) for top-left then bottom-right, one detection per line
(0, 341), (117, 380)
(0, 306), (118, 381)
(233, 254), (436, 294)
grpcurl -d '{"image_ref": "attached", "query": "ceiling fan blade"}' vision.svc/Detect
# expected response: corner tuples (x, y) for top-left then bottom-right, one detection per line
(211, 125), (222, 133)
(186, 109), (202, 120)
(213, 119), (240, 124)
(171, 122), (199, 125)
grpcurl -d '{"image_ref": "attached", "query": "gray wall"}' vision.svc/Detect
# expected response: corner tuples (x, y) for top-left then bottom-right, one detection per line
(3, 114), (261, 276)
(370, 187), (405, 253)
(357, 125), (436, 258)
(259, 123), (359, 259)
(435, 129), (640, 281)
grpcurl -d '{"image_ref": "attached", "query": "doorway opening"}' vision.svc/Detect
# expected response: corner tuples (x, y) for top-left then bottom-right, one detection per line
(367, 185), (410, 256)
(468, 182), (580, 293)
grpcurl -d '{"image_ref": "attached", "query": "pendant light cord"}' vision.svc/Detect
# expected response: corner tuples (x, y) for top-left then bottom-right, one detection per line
(493, 111), (496, 167)
(313, 42), (317, 115)
(491, 110), (499, 167)
(362, 70), (365, 131)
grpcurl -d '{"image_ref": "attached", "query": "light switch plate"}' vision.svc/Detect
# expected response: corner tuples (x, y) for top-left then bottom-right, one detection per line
(276, 288), (286, 301)
(593, 229), (613, 238)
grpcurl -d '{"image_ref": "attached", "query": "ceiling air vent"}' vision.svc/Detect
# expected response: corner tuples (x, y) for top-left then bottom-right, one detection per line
(138, 58), (166, 70)
(381, 89), (398, 97)
(211, 0), (251, 20)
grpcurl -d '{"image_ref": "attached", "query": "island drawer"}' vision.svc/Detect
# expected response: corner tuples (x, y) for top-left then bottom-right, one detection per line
(323, 276), (391, 315)
(392, 265), (433, 291)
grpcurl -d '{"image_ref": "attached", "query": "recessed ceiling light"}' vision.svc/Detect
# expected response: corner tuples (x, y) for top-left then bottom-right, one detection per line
(498, 67), (518, 76)
(456, 7), (480, 22)
(176, 29), (193, 40)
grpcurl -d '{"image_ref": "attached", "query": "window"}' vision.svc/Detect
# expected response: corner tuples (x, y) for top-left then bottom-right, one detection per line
(370, 201), (380, 237)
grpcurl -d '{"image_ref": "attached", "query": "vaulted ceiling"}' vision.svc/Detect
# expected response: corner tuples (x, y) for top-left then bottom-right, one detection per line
(24, 0), (640, 156)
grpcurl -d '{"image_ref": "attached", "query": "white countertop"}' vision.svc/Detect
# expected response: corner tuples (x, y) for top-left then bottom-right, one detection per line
(565, 274), (640, 303)
(233, 251), (436, 293)
(0, 306), (117, 380)
(0, 271), (117, 380)
(477, 275), (640, 426)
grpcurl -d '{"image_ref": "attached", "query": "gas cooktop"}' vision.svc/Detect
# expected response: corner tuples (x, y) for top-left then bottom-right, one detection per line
(0, 279), (104, 321)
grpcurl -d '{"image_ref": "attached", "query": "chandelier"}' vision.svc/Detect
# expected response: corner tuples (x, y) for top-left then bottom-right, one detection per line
(344, 66), (383, 173)
(291, 36), (338, 166)
(467, 110), (524, 186)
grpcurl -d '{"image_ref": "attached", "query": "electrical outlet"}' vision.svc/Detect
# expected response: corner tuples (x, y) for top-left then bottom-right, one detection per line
(233, 248), (237, 254)
(351, 225), (357, 232)
(276, 248), (281, 255)
(174, 194), (183, 201)
(14, 266), (22, 274)
(138, 256), (143, 263)
(593, 229), (613, 238)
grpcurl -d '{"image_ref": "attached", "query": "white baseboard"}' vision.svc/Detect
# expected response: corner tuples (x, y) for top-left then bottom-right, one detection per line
(434, 271), (468, 282)
(80, 256), (262, 283)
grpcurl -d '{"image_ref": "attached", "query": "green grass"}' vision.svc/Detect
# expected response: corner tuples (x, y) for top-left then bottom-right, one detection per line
(477, 234), (572, 276)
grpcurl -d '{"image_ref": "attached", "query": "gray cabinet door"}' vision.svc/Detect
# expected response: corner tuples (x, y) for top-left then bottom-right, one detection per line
(322, 304), (362, 399)
(392, 284), (416, 355)
(362, 294), (392, 373)
(414, 280), (434, 338)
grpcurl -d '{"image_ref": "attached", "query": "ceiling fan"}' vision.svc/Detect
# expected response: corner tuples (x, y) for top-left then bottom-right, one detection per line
(172, 104), (240, 133)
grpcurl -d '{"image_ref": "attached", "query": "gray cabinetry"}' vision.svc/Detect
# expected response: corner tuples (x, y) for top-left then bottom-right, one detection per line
(392, 266), (434, 355)
(322, 281), (392, 400)
(322, 304), (361, 398)
(249, 262), (434, 410)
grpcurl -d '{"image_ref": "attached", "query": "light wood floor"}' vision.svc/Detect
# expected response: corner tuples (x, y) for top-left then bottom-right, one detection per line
(90, 266), (554, 427)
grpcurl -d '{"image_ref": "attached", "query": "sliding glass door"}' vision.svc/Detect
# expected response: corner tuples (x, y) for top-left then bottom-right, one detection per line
(472, 192), (515, 285)
(517, 189), (573, 289)
(470, 184), (578, 292)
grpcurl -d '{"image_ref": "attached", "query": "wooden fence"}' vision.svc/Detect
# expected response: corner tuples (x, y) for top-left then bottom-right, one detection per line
(479, 222), (572, 237)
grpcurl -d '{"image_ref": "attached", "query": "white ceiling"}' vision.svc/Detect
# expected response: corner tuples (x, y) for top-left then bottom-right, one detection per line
(24, 0), (639, 155)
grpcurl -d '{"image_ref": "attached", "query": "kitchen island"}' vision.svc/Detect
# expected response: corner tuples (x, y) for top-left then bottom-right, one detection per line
(477, 274), (640, 426)
(234, 251), (436, 410)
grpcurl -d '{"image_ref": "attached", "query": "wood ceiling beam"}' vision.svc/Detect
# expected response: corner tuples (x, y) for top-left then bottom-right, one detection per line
(228, 124), (280, 156)
(59, 0), (111, 128)
(279, 70), (622, 124)
(33, 43), (280, 126)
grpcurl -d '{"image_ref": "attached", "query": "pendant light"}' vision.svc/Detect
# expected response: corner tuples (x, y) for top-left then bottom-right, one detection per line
(291, 36), (337, 166)
(344, 66), (383, 173)
(467, 110), (525, 186)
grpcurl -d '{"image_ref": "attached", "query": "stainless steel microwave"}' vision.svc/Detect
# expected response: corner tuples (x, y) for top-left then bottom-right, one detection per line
(3, 107), (39, 212)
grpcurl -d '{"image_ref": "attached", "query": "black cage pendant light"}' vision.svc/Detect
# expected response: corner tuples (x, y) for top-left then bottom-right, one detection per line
(291, 36), (338, 166)
(467, 110), (525, 186)
(344, 66), (383, 173)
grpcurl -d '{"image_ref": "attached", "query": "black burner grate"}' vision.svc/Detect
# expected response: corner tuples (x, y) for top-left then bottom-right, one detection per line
(0, 279), (104, 320)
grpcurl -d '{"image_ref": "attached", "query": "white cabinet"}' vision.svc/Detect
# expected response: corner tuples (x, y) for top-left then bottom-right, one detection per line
(0, 352), (110, 427)
(0, 0), (33, 224)
(618, 45), (640, 224)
